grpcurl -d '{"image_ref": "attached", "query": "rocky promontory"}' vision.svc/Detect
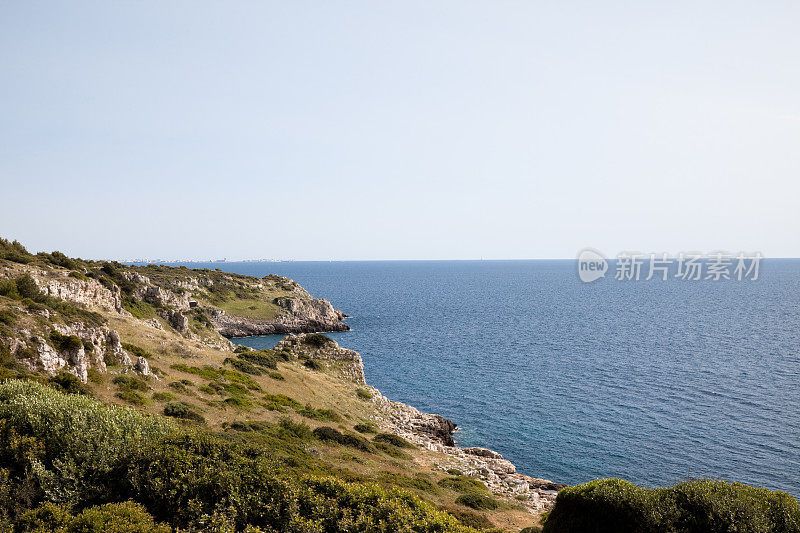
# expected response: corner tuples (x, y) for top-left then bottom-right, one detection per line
(209, 297), (349, 337)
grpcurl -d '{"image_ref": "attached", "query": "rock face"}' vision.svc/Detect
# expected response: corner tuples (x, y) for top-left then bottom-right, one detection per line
(208, 297), (349, 337)
(31, 272), (126, 313)
(133, 285), (191, 311)
(10, 324), (145, 383)
(275, 333), (365, 384)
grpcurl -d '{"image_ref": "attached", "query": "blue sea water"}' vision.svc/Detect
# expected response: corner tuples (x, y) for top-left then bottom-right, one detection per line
(166, 259), (800, 494)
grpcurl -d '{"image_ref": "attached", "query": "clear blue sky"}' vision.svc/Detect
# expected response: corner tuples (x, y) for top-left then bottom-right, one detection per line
(1, 1), (798, 260)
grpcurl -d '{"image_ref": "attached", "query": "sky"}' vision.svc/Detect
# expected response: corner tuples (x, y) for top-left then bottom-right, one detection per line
(1, 1), (799, 260)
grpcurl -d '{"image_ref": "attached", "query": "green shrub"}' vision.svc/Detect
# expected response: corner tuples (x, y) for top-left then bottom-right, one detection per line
(224, 396), (252, 409)
(0, 279), (21, 299)
(237, 350), (279, 369)
(162, 402), (204, 423)
(86, 368), (103, 384)
(167, 381), (193, 395)
(0, 309), (16, 325)
(302, 359), (322, 370)
(373, 432), (414, 449)
(121, 343), (151, 360)
(313, 426), (346, 443)
(278, 417), (313, 440)
(112, 375), (149, 392)
(299, 405), (341, 422)
(123, 432), (474, 531)
(123, 299), (156, 320)
(263, 394), (302, 411)
(49, 372), (92, 396)
(356, 388), (372, 400)
(223, 357), (262, 375)
(151, 392), (177, 402)
(15, 275), (41, 301)
(455, 493), (500, 510)
(0, 380), (174, 506)
(65, 501), (170, 532)
(49, 331), (83, 353)
(439, 476), (487, 494)
(378, 472), (440, 494)
(302, 333), (332, 348)
(374, 441), (412, 459)
(115, 391), (150, 406)
(353, 422), (377, 434)
(542, 478), (800, 533)
(0, 238), (34, 263)
(197, 385), (216, 395)
(267, 371), (284, 380)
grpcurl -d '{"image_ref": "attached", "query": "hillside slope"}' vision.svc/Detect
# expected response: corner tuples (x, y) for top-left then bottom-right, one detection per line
(0, 238), (547, 532)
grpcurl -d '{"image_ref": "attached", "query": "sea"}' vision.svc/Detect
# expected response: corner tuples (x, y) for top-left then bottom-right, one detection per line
(150, 259), (800, 495)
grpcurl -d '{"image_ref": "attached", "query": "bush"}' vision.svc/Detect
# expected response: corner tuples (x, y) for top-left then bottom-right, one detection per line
(49, 372), (92, 396)
(0, 380), (174, 506)
(374, 441), (412, 460)
(439, 476), (487, 494)
(112, 375), (149, 392)
(356, 388), (372, 400)
(121, 343), (151, 360)
(542, 478), (800, 533)
(162, 402), (204, 423)
(299, 405), (341, 422)
(0, 309), (16, 325)
(353, 422), (377, 434)
(67, 501), (170, 532)
(278, 417), (313, 440)
(115, 391), (150, 406)
(49, 331), (83, 353)
(237, 350), (279, 369)
(151, 392), (176, 402)
(0, 238), (34, 263)
(267, 371), (284, 380)
(313, 426), (345, 443)
(262, 394), (302, 412)
(224, 357), (262, 375)
(302, 333), (332, 348)
(455, 493), (500, 510)
(15, 275), (41, 301)
(302, 359), (322, 370)
(373, 432), (414, 449)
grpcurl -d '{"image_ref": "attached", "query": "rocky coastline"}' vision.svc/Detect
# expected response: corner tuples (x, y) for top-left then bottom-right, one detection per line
(275, 333), (564, 514)
(208, 300), (349, 337)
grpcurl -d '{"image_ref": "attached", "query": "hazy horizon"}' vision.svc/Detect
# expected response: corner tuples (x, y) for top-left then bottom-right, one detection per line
(2, 2), (799, 260)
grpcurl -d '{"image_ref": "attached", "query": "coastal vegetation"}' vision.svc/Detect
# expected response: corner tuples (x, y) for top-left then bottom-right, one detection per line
(542, 478), (800, 532)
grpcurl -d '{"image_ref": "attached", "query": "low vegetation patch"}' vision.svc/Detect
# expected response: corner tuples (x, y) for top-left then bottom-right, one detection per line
(353, 422), (377, 434)
(439, 476), (487, 494)
(302, 333), (332, 348)
(312, 426), (374, 453)
(373, 432), (415, 449)
(162, 401), (205, 423)
(299, 404), (342, 422)
(542, 478), (800, 533)
(455, 493), (501, 511)
(356, 387), (372, 400)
